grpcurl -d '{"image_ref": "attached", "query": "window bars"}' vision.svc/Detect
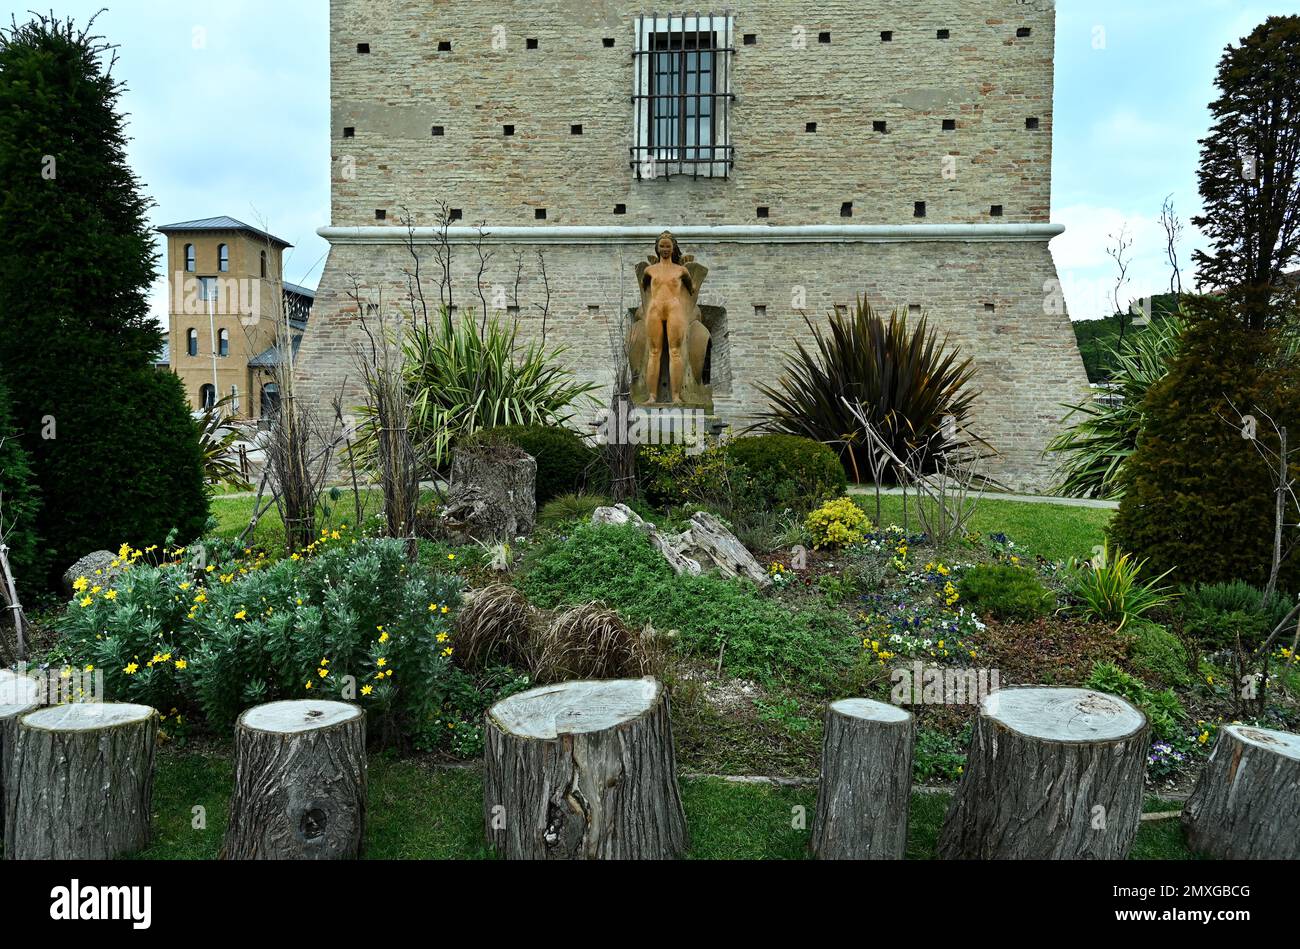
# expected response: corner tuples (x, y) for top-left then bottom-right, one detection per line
(631, 13), (736, 179)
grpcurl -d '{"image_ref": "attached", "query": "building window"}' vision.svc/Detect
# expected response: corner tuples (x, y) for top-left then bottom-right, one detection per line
(199, 277), (219, 304)
(184, 244), (196, 273)
(219, 328), (230, 357)
(260, 251), (268, 278)
(200, 384), (216, 411)
(187, 328), (199, 357)
(218, 244), (229, 273)
(261, 382), (281, 418)
(632, 14), (735, 179)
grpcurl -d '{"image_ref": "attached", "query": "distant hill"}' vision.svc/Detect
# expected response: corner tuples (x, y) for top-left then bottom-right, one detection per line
(1072, 293), (1183, 383)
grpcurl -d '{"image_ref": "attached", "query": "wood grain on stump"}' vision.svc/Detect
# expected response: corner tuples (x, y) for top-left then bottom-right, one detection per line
(484, 677), (688, 859)
(0, 670), (40, 846)
(221, 700), (367, 860)
(6, 702), (157, 860)
(938, 687), (1149, 860)
(810, 698), (915, 860)
(1182, 724), (1300, 860)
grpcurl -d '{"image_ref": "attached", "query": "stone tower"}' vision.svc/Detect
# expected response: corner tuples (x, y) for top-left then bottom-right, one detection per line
(297, 0), (1088, 490)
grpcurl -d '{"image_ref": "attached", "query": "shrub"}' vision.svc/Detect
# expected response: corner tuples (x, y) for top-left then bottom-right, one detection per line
(805, 497), (872, 549)
(521, 523), (857, 683)
(61, 535), (462, 750)
(914, 725), (971, 784)
(957, 564), (1054, 621)
(538, 493), (610, 528)
(724, 434), (846, 512)
(1068, 542), (1177, 631)
(753, 299), (981, 482)
(454, 583), (534, 671)
(1109, 301), (1300, 588)
(1085, 661), (1186, 741)
(1127, 620), (1192, 687)
(462, 423), (599, 503)
(636, 442), (751, 510)
(532, 603), (651, 683)
(0, 378), (43, 590)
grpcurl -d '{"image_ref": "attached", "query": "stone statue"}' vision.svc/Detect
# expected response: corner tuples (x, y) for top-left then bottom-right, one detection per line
(627, 231), (713, 409)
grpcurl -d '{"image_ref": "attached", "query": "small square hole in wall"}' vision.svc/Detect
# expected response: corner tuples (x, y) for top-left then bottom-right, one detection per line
(507, 305), (520, 317)
(432, 125), (444, 136)
(343, 126), (355, 138)
(375, 209), (387, 221)
(449, 208), (463, 221)
(984, 303), (996, 313)
(942, 119), (956, 131)
(535, 208), (547, 220)
(1017, 27), (1032, 38)
(914, 201), (927, 218)
(840, 202), (853, 218)
(438, 40), (451, 52)
(526, 38), (539, 49)
(503, 124), (516, 136)
(806, 121), (818, 133)
(873, 120), (888, 133)
(757, 206), (770, 219)
(990, 204), (1004, 217)
(587, 305), (601, 315)
(754, 305), (767, 317)
(357, 43), (370, 54)
(835, 304), (849, 317)
(603, 37), (616, 48)
(818, 32), (831, 44)
(571, 124), (583, 135)
(1026, 117), (1040, 130)
(937, 29), (950, 40)
(909, 304), (922, 316)
(881, 31), (894, 42)
(613, 203), (627, 215)
(743, 33), (757, 45)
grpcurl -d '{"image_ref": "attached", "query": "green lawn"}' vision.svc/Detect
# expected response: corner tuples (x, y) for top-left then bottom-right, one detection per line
(134, 749), (1192, 860)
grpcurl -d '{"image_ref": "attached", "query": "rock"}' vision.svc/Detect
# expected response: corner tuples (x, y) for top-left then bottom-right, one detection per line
(62, 551), (123, 597)
(590, 505), (770, 589)
(438, 445), (537, 544)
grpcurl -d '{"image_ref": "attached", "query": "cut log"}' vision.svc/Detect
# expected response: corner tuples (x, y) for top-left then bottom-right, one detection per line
(0, 670), (40, 846)
(810, 698), (915, 860)
(221, 700), (367, 860)
(484, 677), (689, 859)
(590, 504), (770, 588)
(591, 503), (702, 576)
(937, 686), (1149, 860)
(6, 702), (157, 860)
(439, 445), (537, 544)
(1181, 724), (1300, 860)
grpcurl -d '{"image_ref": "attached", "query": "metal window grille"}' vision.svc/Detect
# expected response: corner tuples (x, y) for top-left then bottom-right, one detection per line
(631, 13), (735, 179)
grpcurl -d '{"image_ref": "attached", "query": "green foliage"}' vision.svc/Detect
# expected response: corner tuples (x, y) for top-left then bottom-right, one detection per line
(197, 395), (253, 491)
(1071, 297), (1184, 383)
(521, 523), (857, 683)
(0, 378), (43, 589)
(914, 725), (970, 784)
(0, 17), (208, 584)
(1048, 314), (1186, 499)
(402, 307), (599, 470)
(1127, 620), (1192, 687)
(1177, 581), (1294, 651)
(1109, 301), (1300, 588)
(538, 493), (610, 528)
(805, 497), (872, 549)
(724, 434), (846, 512)
(637, 442), (749, 510)
(1085, 661), (1186, 741)
(462, 423), (599, 503)
(957, 564), (1054, 621)
(753, 299), (981, 482)
(61, 536), (462, 749)
(1068, 542), (1177, 631)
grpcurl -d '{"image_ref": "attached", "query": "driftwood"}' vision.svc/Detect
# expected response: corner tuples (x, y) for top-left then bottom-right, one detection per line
(810, 698), (915, 860)
(484, 677), (688, 859)
(592, 504), (770, 588)
(1181, 724), (1300, 860)
(0, 669), (39, 845)
(6, 703), (157, 860)
(439, 446), (537, 543)
(221, 700), (367, 860)
(938, 687), (1149, 860)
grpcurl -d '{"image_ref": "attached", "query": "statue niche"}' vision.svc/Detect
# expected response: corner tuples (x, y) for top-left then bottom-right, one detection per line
(627, 231), (713, 410)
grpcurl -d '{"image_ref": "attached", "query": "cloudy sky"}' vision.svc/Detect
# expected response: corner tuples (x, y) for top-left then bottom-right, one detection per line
(8, 0), (1299, 322)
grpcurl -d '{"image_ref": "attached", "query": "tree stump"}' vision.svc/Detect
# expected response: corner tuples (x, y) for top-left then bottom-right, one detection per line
(810, 698), (915, 860)
(1181, 724), (1300, 860)
(439, 444), (537, 544)
(0, 669), (40, 846)
(6, 703), (157, 860)
(221, 700), (367, 860)
(484, 677), (689, 859)
(938, 687), (1149, 860)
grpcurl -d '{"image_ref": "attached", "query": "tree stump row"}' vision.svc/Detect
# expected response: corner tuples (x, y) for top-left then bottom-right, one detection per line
(0, 670), (40, 847)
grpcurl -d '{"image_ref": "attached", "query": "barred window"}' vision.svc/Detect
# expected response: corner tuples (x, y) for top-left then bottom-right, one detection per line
(632, 14), (735, 179)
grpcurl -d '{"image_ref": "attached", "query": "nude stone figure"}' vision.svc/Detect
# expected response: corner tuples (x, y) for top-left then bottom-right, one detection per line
(627, 231), (713, 409)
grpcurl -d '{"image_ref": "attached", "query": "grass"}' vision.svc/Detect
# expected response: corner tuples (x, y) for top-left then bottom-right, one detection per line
(133, 749), (1194, 860)
(852, 494), (1113, 563)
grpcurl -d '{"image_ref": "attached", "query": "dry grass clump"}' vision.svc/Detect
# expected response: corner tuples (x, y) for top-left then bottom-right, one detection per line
(454, 583), (535, 670)
(532, 602), (652, 684)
